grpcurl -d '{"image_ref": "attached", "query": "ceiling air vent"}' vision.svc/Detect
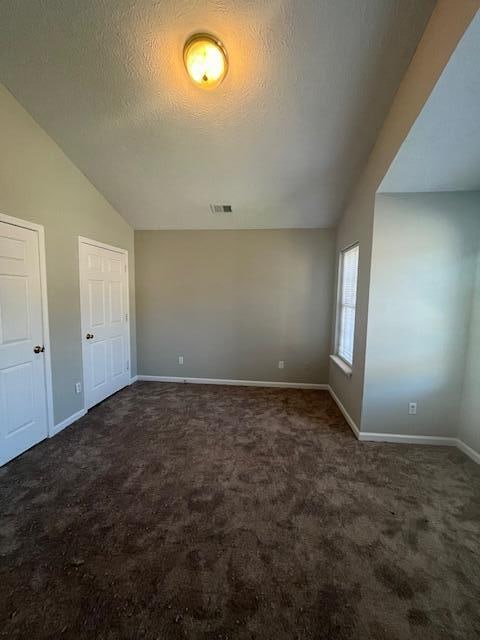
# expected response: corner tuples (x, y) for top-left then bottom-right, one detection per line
(210, 204), (233, 214)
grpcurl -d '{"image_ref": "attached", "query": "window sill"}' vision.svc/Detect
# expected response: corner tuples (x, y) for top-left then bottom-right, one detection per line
(330, 355), (352, 378)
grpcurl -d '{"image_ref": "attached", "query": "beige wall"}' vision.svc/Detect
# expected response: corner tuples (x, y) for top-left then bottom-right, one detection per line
(329, 0), (477, 427)
(363, 192), (480, 438)
(135, 230), (335, 384)
(0, 83), (136, 424)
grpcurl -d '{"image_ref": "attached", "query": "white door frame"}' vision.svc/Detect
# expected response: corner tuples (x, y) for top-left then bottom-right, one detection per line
(0, 212), (55, 436)
(78, 236), (131, 411)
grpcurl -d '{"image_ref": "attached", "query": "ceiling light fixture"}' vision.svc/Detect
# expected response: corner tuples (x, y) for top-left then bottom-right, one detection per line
(183, 33), (228, 89)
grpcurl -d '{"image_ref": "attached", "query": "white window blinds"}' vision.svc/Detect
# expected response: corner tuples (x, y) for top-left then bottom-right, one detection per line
(337, 244), (359, 366)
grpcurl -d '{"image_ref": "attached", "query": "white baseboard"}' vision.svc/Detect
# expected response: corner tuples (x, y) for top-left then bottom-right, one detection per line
(327, 386), (479, 465)
(327, 385), (360, 439)
(358, 432), (479, 465)
(50, 408), (87, 437)
(129, 375), (138, 384)
(137, 375), (328, 390)
(358, 432), (456, 446)
(456, 439), (480, 465)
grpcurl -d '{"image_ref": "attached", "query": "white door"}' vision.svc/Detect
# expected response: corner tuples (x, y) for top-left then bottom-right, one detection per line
(79, 239), (130, 409)
(0, 222), (49, 465)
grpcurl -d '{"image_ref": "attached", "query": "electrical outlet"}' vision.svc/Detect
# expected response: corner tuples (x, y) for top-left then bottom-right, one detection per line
(408, 402), (417, 415)
(178, 356), (184, 365)
(278, 360), (285, 369)
(75, 382), (82, 394)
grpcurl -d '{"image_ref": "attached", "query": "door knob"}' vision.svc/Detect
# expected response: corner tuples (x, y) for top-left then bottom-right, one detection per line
(86, 333), (94, 340)
(33, 345), (45, 354)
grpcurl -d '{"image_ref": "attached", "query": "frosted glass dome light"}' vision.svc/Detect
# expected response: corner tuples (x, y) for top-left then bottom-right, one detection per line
(183, 33), (228, 89)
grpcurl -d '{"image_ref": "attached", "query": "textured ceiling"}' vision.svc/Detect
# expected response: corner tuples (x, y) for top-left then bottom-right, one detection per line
(0, 0), (435, 229)
(380, 11), (480, 194)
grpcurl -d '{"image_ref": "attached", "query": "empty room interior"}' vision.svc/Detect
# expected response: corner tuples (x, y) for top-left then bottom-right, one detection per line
(1, 1), (480, 638)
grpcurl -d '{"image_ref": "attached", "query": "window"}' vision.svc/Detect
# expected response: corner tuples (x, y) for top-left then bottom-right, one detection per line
(336, 243), (359, 367)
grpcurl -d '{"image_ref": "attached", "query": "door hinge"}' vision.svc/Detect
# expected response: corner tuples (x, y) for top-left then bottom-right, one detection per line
(126, 360), (130, 370)
(125, 313), (128, 321)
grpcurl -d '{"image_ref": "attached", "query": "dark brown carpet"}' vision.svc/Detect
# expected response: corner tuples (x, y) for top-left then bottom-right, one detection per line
(1, 382), (479, 639)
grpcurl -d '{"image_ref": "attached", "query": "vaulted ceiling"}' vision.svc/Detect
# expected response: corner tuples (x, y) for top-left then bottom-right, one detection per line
(380, 11), (480, 194)
(0, 1), (435, 229)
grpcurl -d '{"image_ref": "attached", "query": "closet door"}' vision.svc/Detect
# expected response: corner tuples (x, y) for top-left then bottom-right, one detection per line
(0, 221), (48, 465)
(79, 239), (130, 409)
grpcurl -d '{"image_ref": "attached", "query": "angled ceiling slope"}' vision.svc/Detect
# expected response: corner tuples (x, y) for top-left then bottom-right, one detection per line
(380, 11), (480, 194)
(0, 1), (435, 229)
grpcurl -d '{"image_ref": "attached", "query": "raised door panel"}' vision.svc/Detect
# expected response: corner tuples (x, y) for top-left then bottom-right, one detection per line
(0, 275), (29, 346)
(110, 336), (124, 380)
(91, 340), (108, 389)
(88, 279), (106, 329)
(109, 281), (123, 326)
(2, 362), (35, 436)
(107, 256), (122, 275)
(87, 252), (104, 273)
